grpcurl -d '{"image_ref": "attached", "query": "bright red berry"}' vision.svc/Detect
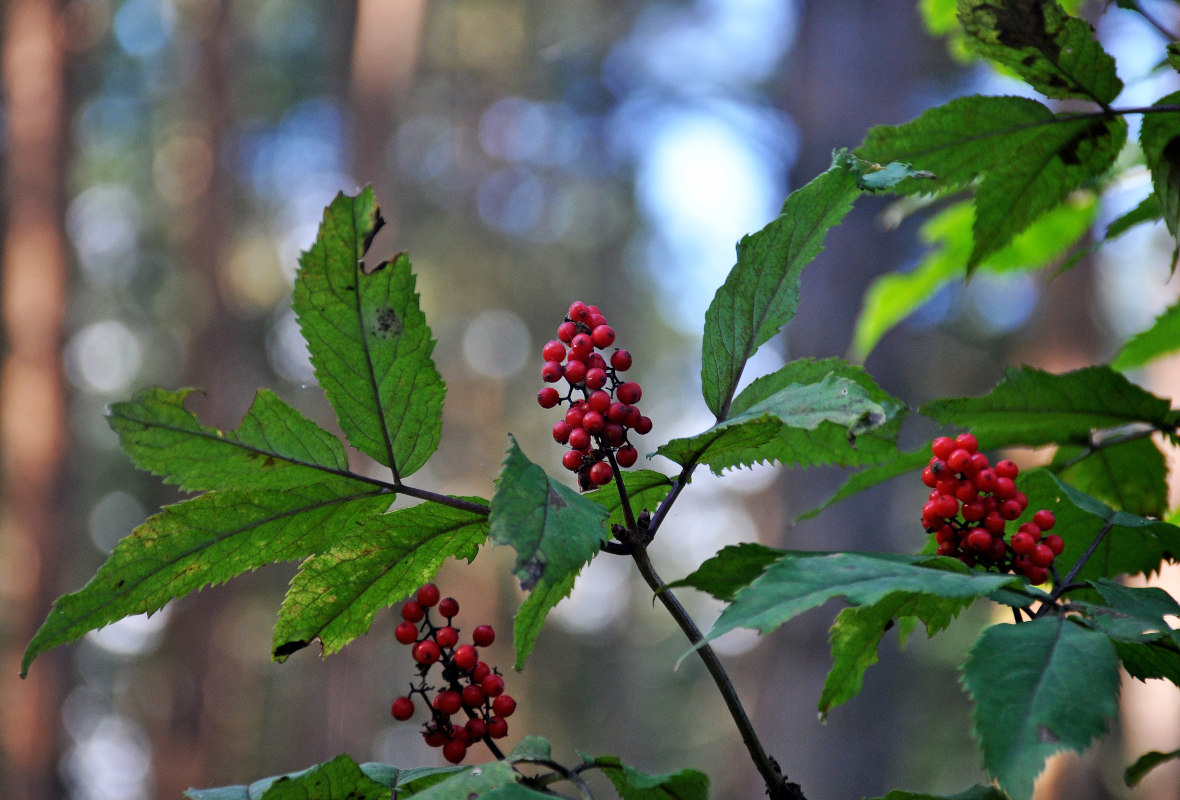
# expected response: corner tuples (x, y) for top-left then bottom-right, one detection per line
(557, 321), (577, 343)
(995, 460), (1019, 479)
(537, 387), (560, 408)
(417, 584), (441, 607)
(565, 404), (585, 428)
(436, 626), (459, 648)
(610, 349), (632, 371)
(562, 450), (584, 471)
(955, 433), (978, 453)
(570, 333), (594, 355)
(401, 600), (425, 623)
(931, 436), (956, 460)
(435, 690), (463, 715)
(974, 469), (998, 493)
(552, 420), (572, 444)
(568, 301), (590, 322)
(563, 359), (587, 385)
(439, 597), (459, 618)
(412, 640), (441, 665)
(1033, 509), (1056, 531)
(589, 460), (613, 486)
(442, 738), (467, 764)
(453, 644), (478, 671)
(933, 493), (958, 519)
(395, 621), (419, 645)
(481, 674), (505, 697)
(994, 477), (1017, 500)
(616, 381), (642, 405)
(568, 428), (591, 451)
(965, 529), (991, 553)
(492, 694), (517, 718)
(585, 367), (607, 390)
(391, 696), (414, 720)
(472, 625), (495, 647)
(587, 389), (611, 413)
(591, 325), (616, 348)
(582, 410), (605, 434)
(586, 312), (608, 330)
(541, 340), (566, 362)
(542, 361), (563, 382)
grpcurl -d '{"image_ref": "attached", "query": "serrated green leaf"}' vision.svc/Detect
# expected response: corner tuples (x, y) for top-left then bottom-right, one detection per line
(1077, 578), (1180, 645)
(851, 195), (1095, 360)
(583, 470), (672, 529)
(1112, 296), (1180, 372)
(963, 616), (1119, 800)
(1019, 469), (1180, 583)
(728, 358), (907, 467)
(272, 499), (488, 660)
(959, 0), (1122, 104)
(862, 785), (1010, 800)
(23, 482), (391, 676)
(1125, 748), (1180, 787)
(589, 754), (710, 800)
(490, 437), (609, 668)
(402, 762), (519, 800)
(1056, 436), (1168, 518)
(106, 387), (352, 492)
(820, 593), (972, 715)
(658, 373), (892, 474)
(798, 446), (932, 520)
(294, 189), (444, 478)
(666, 543), (783, 602)
(701, 552), (1024, 646)
(185, 756), (397, 800)
(921, 365), (1173, 447)
(701, 151), (861, 418)
(857, 95), (1125, 268)
(851, 158), (937, 191)
(1114, 638), (1180, 683)
(1139, 92), (1180, 239)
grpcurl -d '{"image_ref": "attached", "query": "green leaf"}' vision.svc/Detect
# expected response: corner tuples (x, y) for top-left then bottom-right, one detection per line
(402, 762), (519, 800)
(1112, 296), (1180, 372)
(1055, 437), (1168, 519)
(185, 755), (398, 800)
(583, 469), (673, 528)
(106, 387), (352, 492)
(701, 551), (1024, 646)
(490, 437), (610, 668)
(921, 365), (1173, 447)
(272, 499), (489, 660)
(657, 373), (891, 474)
(701, 151), (861, 418)
(851, 195), (1095, 360)
(1125, 748), (1180, 788)
(294, 188), (445, 478)
(588, 754), (710, 800)
(1077, 578), (1180, 645)
(862, 786), (1010, 800)
(798, 446), (932, 520)
(507, 735), (552, 762)
(1138, 92), (1180, 239)
(1106, 193), (1161, 241)
(857, 95), (1125, 268)
(727, 358), (907, 467)
(1019, 469), (1180, 582)
(1114, 638), (1180, 683)
(959, 0), (1122, 104)
(666, 542), (783, 602)
(820, 593), (972, 715)
(23, 482), (391, 676)
(962, 616), (1119, 800)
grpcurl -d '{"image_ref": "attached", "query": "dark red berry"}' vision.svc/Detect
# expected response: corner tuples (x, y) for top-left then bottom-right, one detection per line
(417, 584), (441, 607)
(413, 640), (441, 665)
(462, 684), (486, 707)
(616, 381), (642, 404)
(1010, 530), (1037, 555)
(423, 727), (449, 748)
(472, 625), (495, 647)
(553, 420), (573, 445)
(471, 662), (491, 682)
(492, 694), (517, 718)
(487, 716), (509, 739)
(1024, 565), (1048, 584)
(435, 690), (463, 715)
(994, 477), (1017, 500)
(439, 597), (459, 618)
(589, 461), (613, 486)
(562, 450), (584, 471)
(442, 739), (467, 764)
(481, 674), (505, 697)
(401, 600), (425, 623)
(1044, 533), (1064, 555)
(465, 718), (487, 740)
(436, 626), (459, 648)
(391, 696), (414, 720)
(615, 445), (638, 468)
(610, 349), (632, 371)
(1000, 499), (1022, 520)
(633, 416), (653, 435)
(453, 644), (478, 671)
(537, 387), (560, 408)
(395, 621), (419, 645)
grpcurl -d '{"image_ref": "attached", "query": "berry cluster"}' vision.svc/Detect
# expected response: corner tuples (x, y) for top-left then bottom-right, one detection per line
(537, 301), (652, 490)
(390, 584), (515, 764)
(920, 433), (1062, 584)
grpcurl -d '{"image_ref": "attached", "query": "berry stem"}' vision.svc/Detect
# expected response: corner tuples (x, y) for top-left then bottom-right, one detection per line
(518, 759), (594, 800)
(628, 546), (804, 800)
(605, 447), (638, 533)
(1043, 519), (1114, 608)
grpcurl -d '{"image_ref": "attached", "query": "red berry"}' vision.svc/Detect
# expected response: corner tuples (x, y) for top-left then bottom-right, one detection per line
(453, 644), (478, 671)
(587, 312), (608, 330)
(1024, 565), (1048, 585)
(1044, 534), (1064, 555)
(565, 404), (585, 428)
(472, 625), (495, 647)
(610, 349), (632, 371)
(615, 445), (638, 468)
(937, 541), (957, 556)
(542, 361), (563, 382)
(931, 437), (956, 460)
(616, 381), (642, 405)
(395, 621), (419, 645)
(486, 716), (509, 739)
(995, 460), (1019, 479)
(492, 694), (517, 718)
(568, 301), (590, 322)
(582, 410), (605, 434)
(587, 389), (611, 413)
(465, 718), (487, 740)
(1033, 509), (1056, 531)
(436, 626), (459, 648)
(439, 597), (460, 618)
(585, 368), (608, 390)
(1030, 543), (1055, 568)
(921, 466), (937, 488)
(935, 524), (956, 544)
(967, 452), (990, 474)
(562, 450), (584, 471)
(987, 537), (1007, 562)
(552, 420), (572, 444)
(591, 325), (615, 348)
(563, 359), (587, 385)
(557, 321), (577, 343)
(481, 674), (505, 697)
(602, 423), (626, 447)
(413, 640), (441, 665)
(417, 584), (441, 607)
(442, 739), (467, 764)
(955, 433), (978, 453)
(961, 500), (985, 522)
(587, 352), (607, 371)
(589, 461), (613, 486)
(537, 387), (560, 408)
(391, 696), (414, 720)
(1010, 530), (1037, 555)
(401, 600), (425, 623)
(994, 477), (1017, 500)
(947, 449), (971, 472)
(1000, 499), (1022, 520)
(570, 333), (594, 355)
(568, 428), (591, 451)
(974, 469), (998, 493)
(541, 340), (566, 363)
(423, 727), (449, 748)
(933, 493), (958, 519)
(954, 481), (979, 503)
(462, 684), (485, 708)
(435, 690), (463, 716)
(633, 415), (653, 435)
(965, 529), (991, 552)
(983, 511), (1006, 535)
(471, 662), (492, 682)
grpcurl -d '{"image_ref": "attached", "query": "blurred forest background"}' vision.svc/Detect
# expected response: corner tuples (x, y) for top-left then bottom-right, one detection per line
(2, 1), (1179, 799)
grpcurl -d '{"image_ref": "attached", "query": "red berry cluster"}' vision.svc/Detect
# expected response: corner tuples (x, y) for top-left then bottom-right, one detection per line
(537, 301), (652, 490)
(921, 434), (1062, 584)
(390, 584), (515, 764)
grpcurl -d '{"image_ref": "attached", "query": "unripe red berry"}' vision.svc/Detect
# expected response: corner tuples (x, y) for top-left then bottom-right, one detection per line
(436, 626), (459, 648)
(395, 621), (419, 645)
(537, 387), (560, 408)
(486, 717), (509, 739)
(562, 450), (584, 471)
(481, 674), (505, 697)
(435, 690), (463, 715)
(591, 325), (616, 348)
(492, 694), (517, 718)
(442, 739), (467, 764)
(589, 460), (613, 486)
(417, 583), (441, 607)
(931, 436), (956, 460)
(401, 600), (425, 623)
(552, 420), (572, 444)
(610, 349), (632, 371)
(615, 445), (638, 468)
(557, 321), (577, 343)
(412, 640), (441, 665)
(616, 381), (642, 405)
(542, 361), (563, 382)
(453, 644), (478, 671)
(439, 597), (460, 618)
(472, 625), (495, 647)
(1033, 509), (1056, 531)
(391, 696), (414, 720)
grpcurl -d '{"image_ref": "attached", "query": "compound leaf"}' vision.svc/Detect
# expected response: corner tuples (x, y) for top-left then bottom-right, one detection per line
(490, 437), (609, 668)
(272, 499), (488, 660)
(1138, 91), (1180, 239)
(1112, 296), (1180, 372)
(1114, 638), (1180, 683)
(963, 616), (1119, 800)
(587, 754), (710, 800)
(667, 542), (784, 602)
(23, 482), (391, 676)
(921, 365), (1173, 447)
(107, 387), (351, 492)
(858, 95), (1125, 268)
(959, 0), (1122, 104)
(701, 151), (860, 418)
(1077, 578), (1180, 645)
(294, 188), (444, 478)
(657, 373), (891, 474)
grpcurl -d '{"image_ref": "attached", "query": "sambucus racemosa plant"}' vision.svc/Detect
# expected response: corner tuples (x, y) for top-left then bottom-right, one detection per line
(21, 2), (1180, 798)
